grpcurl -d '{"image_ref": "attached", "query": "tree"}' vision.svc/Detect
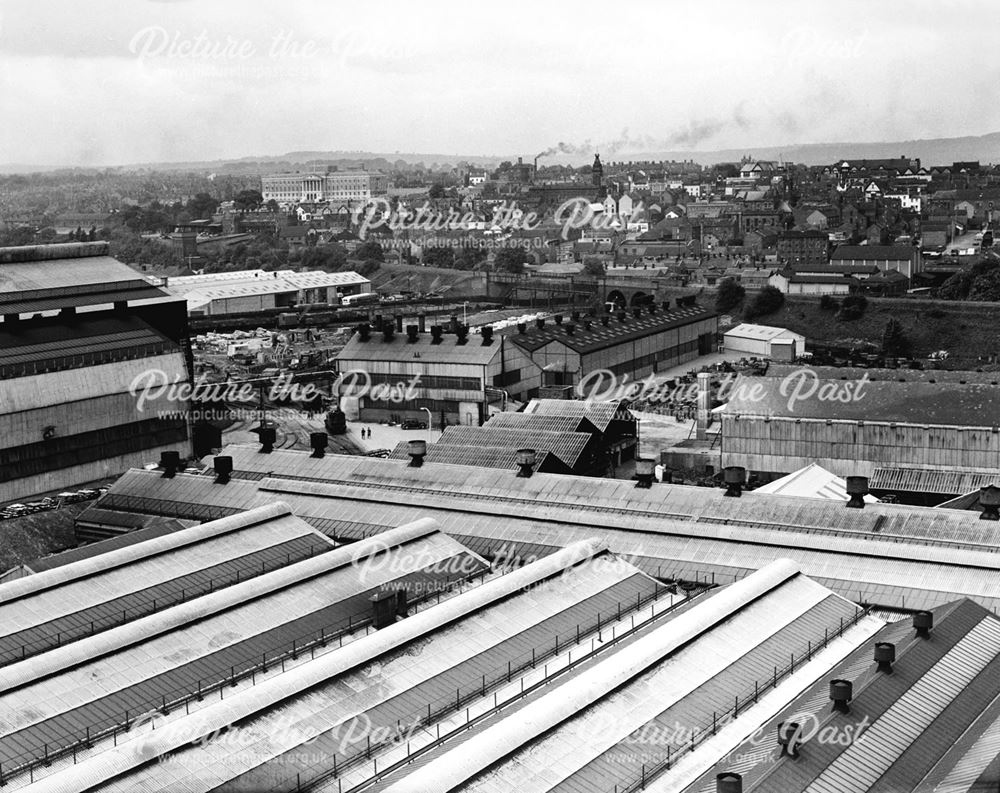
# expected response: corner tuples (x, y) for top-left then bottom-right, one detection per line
(583, 257), (605, 277)
(234, 189), (263, 212)
(837, 294), (868, 320)
(819, 294), (839, 310)
(744, 285), (784, 320)
(188, 192), (220, 219)
(715, 277), (745, 313)
(494, 245), (529, 274)
(454, 246), (487, 270)
(422, 246), (455, 268)
(968, 267), (1000, 301)
(356, 241), (384, 262)
(428, 183), (445, 200)
(881, 318), (910, 357)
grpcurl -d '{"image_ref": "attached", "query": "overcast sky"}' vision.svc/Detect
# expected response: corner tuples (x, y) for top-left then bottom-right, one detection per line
(1, 0), (998, 167)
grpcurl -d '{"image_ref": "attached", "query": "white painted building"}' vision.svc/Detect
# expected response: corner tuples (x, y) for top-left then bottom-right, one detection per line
(723, 323), (805, 357)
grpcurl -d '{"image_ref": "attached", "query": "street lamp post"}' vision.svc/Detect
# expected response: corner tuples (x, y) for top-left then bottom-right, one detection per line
(463, 302), (468, 325)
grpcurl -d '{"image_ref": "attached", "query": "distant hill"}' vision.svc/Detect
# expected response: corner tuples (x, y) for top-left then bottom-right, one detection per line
(4, 132), (1000, 174)
(615, 131), (1000, 167)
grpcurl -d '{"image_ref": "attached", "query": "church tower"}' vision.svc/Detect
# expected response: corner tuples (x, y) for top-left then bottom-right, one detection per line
(591, 153), (603, 188)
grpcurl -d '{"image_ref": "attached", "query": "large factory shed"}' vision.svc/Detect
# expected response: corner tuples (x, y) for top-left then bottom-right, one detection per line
(77, 446), (1000, 613)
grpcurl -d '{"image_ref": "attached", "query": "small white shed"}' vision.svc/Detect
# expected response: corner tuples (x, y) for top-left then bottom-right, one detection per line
(723, 323), (805, 358)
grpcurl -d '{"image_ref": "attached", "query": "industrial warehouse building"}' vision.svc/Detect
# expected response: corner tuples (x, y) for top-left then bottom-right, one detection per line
(720, 365), (1000, 503)
(77, 446), (1000, 613)
(723, 323), (805, 358)
(152, 268), (370, 316)
(0, 242), (193, 503)
(335, 303), (718, 426)
(8, 488), (1000, 791)
(386, 399), (639, 476)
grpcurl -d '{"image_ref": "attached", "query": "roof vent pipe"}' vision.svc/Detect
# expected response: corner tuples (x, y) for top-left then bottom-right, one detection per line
(566, 322), (576, 336)
(455, 325), (469, 345)
(517, 322), (527, 334)
(418, 314), (426, 332)
(482, 326), (494, 345)
(571, 310), (580, 321)
(633, 306), (642, 318)
(516, 448), (536, 477)
(846, 476), (868, 508)
(358, 323), (371, 341)
(913, 610), (933, 638)
(258, 426), (276, 454)
(554, 313), (563, 325)
(617, 310), (627, 323)
(601, 315), (610, 326)
(408, 439), (427, 467)
(830, 679), (853, 714)
(160, 450), (181, 478)
(723, 466), (746, 497)
(661, 299), (671, 311)
(716, 773), (743, 793)
(382, 325), (395, 342)
(536, 318), (546, 329)
(635, 458), (655, 488)
(777, 721), (802, 759)
(450, 315), (459, 333)
(431, 325), (443, 344)
(213, 455), (233, 484)
(395, 314), (403, 333)
(371, 589), (397, 629)
(310, 432), (328, 458)
(406, 324), (419, 343)
(979, 484), (1000, 520)
(874, 642), (895, 673)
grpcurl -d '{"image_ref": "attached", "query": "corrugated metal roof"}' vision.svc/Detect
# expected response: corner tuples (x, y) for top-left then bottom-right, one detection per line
(27, 519), (186, 573)
(387, 442), (554, 471)
(0, 516), (328, 667)
(805, 614), (1000, 793)
(0, 529), (483, 778)
(764, 365), (1000, 386)
(870, 467), (1000, 494)
(437, 425), (592, 468)
(523, 398), (630, 433)
(486, 412), (586, 433)
(725, 323), (801, 341)
(337, 331), (503, 365)
(0, 254), (155, 295)
(94, 453), (1000, 614)
(59, 544), (654, 793)
(510, 306), (716, 355)
(722, 375), (1000, 426)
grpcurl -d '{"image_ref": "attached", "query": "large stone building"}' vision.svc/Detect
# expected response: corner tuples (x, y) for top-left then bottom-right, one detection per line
(0, 242), (193, 502)
(777, 229), (829, 265)
(260, 168), (389, 206)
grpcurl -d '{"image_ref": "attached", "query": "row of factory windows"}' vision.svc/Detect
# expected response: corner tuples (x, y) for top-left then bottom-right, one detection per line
(0, 419), (188, 483)
(349, 372), (483, 392)
(603, 336), (707, 376)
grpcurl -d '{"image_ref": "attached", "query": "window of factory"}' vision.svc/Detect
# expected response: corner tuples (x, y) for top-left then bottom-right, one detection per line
(362, 372), (482, 391)
(492, 369), (521, 387)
